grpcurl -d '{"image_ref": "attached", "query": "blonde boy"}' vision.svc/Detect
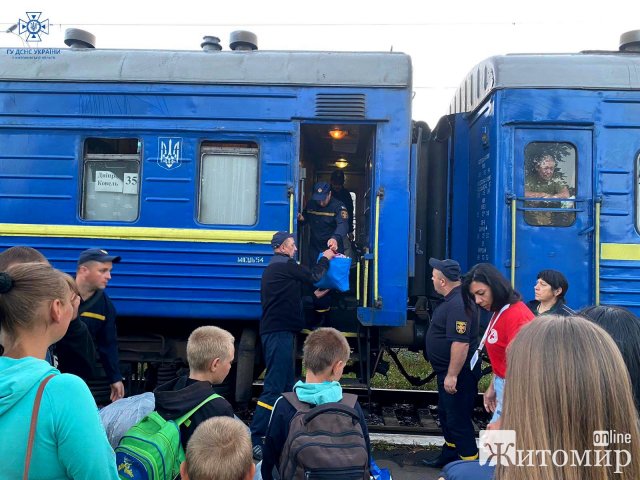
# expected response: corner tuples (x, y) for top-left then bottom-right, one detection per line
(154, 326), (236, 449)
(180, 417), (255, 480)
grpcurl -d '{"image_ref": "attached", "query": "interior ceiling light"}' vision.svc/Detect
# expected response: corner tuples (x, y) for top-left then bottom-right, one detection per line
(335, 158), (349, 169)
(329, 128), (348, 140)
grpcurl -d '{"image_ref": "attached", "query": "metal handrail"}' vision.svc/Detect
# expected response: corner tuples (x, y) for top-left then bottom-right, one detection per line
(595, 199), (602, 306)
(511, 197), (516, 287)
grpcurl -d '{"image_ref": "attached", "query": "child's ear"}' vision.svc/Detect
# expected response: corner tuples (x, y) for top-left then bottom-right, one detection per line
(331, 360), (345, 378)
(179, 461), (189, 480)
(210, 357), (221, 372)
(244, 462), (256, 480)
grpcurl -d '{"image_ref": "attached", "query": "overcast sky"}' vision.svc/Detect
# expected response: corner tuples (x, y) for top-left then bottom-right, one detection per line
(4, 0), (640, 126)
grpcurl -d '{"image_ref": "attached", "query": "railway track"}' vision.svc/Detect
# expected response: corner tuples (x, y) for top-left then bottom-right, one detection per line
(247, 383), (490, 436)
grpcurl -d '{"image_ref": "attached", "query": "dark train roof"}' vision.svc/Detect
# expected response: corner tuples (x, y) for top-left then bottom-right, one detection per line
(450, 52), (640, 114)
(0, 49), (411, 87)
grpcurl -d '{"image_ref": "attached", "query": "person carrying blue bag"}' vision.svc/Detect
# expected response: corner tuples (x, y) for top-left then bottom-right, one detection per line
(250, 231), (336, 461)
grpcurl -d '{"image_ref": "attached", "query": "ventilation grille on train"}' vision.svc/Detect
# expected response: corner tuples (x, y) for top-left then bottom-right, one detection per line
(315, 94), (366, 118)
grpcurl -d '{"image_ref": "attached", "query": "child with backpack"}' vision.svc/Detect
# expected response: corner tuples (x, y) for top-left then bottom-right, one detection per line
(261, 327), (371, 480)
(153, 325), (236, 448)
(115, 326), (236, 479)
(179, 416), (256, 480)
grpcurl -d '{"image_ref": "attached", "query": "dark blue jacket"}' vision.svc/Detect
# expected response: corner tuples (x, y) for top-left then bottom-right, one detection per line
(303, 197), (349, 254)
(78, 290), (122, 384)
(259, 254), (329, 335)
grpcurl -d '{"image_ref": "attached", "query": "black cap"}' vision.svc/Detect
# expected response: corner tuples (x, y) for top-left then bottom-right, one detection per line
(78, 248), (121, 265)
(311, 181), (331, 201)
(330, 170), (345, 185)
(429, 257), (461, 281)
(271, 231), (293, 249)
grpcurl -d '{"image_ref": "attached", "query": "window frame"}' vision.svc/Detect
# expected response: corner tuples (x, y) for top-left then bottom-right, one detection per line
(196, 142), (260, 226)
(523, 140), (578, 228)
(80, 143), (142, 223)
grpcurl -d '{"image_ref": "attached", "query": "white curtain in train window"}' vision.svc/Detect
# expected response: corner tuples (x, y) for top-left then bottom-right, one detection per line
(199, 152), (258, 225)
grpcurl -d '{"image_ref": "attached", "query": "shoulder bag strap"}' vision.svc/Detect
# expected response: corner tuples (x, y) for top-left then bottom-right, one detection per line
(175, 392), (221, 426)
(23, 374), (56, 480)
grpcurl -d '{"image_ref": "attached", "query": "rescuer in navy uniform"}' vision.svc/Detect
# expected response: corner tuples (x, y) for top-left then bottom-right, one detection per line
(298, 181), (349, 263)
(330, 170), (354, 238)
(75, 248), (125, 403)
(423, 258), (480, 468)
(249, 231), (335, 460)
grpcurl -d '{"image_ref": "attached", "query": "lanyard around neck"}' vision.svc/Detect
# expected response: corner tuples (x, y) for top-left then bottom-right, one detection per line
(477, 303), (510, 353)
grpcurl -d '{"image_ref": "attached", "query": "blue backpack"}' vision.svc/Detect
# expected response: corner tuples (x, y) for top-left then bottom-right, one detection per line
(115, 393), (220, 480)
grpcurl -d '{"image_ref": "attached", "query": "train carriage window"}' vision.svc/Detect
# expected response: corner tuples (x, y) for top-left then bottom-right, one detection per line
(524, 142), (576, 227)
(81, 138), (141, 222)
(198, 143), (258, 225)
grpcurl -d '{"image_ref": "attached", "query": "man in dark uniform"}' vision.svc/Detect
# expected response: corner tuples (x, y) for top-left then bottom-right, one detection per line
(298, 181), (349, 263)
(330, 170), (354, 238)
(75, 248), (125, 403)
(423, 258), (480, 468)
(249, 231), (335, 460)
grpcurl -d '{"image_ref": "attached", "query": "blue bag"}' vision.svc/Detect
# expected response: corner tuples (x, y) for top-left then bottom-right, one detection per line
(370, 459), (392, 480)
(314, 253), (351, 292)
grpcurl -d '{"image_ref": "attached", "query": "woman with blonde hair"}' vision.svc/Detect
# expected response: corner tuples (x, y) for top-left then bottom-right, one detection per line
(0, 262), (118, 479)
(441, 314), (640, 479)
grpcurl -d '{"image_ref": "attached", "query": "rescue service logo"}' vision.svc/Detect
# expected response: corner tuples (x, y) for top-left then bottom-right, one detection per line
(19, 12), (49, 42)
(5, 12), (60, 60)
(479, 429), (632, 473)
(158, 137), (183, 170)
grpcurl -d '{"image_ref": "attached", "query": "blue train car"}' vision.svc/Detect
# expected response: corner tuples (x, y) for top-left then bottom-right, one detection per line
(438, 37), (640, 313)
(0, 33), (427, 397)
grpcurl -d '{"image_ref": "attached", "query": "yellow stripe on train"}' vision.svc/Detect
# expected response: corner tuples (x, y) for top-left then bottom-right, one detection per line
(0, 223), (274, 244)
(601, 243), (640, 261)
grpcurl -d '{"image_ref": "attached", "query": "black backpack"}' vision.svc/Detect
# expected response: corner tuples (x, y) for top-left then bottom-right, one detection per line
(278, 392), (369, 480)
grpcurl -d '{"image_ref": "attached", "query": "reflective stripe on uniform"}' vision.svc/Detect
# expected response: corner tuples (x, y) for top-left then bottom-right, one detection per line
(446, 441), (456, 448)
(257, 401), (274, 411)
(80, 312), (106, 321)
(460, 453), (479, 461)
(307, 210), (336, 217)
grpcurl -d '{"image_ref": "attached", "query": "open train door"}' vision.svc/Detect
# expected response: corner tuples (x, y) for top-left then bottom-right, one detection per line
(513, 128), (594, 310)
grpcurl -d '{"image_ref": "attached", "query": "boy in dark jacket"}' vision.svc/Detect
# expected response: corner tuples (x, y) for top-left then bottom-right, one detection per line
(154, 326), (235, 449)
(261, 327), (371, 480)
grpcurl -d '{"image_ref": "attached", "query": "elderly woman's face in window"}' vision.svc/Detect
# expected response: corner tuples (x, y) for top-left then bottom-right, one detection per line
(536, 155), (557, 181)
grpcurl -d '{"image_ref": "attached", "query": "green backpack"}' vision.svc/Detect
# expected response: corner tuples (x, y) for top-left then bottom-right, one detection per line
(115, 393), (220, 480)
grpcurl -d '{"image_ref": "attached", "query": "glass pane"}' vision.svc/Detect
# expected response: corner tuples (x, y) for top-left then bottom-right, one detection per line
(82, 157), (140, 222)
(524, 142), (576, 227)
(199, 147), (258, 225)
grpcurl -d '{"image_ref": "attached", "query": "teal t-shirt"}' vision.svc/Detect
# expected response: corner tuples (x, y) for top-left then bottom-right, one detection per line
(0, 356), (118, 479)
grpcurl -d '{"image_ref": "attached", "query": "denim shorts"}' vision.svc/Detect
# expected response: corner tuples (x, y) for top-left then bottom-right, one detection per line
(491, 375), (505, 423)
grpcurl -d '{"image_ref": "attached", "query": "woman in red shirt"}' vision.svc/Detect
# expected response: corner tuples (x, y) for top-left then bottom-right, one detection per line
(462, 263), (534, 424)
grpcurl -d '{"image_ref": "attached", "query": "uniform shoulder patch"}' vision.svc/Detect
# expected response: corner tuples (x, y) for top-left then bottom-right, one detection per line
(340, 209), (349, 220)
(455, 321), (467, 334)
